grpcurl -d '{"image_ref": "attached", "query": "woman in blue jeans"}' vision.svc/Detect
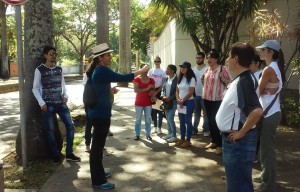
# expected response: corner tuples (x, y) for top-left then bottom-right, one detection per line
(161, 64), (178, 143)
(133, 64), (155, 141)
(175, 61), (196, 148)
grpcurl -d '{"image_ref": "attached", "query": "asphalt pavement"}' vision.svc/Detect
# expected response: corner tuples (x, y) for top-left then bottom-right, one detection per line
(0, 78), (229, 191)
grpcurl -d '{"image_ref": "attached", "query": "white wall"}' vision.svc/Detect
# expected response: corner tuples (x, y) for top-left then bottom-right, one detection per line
(152, 19), (196, 70)
(61, 65), (79, 75)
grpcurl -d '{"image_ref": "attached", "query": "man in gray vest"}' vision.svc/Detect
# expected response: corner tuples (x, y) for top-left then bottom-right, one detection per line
(32, 45), (80, 163)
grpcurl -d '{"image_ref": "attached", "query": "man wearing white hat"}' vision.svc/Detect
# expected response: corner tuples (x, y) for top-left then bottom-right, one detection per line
(88, 43), (149, 190)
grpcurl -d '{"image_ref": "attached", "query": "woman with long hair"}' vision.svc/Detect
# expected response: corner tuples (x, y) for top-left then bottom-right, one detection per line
(175, 61), (196, 148)
(254, 40), (286, 192)
(161, 64), (178, 143)
(202, 49), (232, 155)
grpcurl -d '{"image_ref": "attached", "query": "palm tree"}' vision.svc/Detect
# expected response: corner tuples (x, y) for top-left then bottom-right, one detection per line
(151, 0), (261, 63)
(96, 0), (109, 44)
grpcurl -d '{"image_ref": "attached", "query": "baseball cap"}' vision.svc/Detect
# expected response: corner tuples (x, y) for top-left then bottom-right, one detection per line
(256, 40), (280, 52)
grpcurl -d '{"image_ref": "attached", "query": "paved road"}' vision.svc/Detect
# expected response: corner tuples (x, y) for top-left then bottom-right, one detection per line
(0, 80), (84, 160)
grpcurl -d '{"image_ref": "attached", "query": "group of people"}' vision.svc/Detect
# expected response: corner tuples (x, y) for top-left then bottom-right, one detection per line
(32, 39), (285, 191)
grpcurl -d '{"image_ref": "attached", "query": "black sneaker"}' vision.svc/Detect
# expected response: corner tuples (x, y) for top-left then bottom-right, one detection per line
(66, 153), (81, 162)
(134, 136), (140, 141)
(146, 136), (152, 141)
(53, 156), (61, 164)
(107, 130), (113, 136)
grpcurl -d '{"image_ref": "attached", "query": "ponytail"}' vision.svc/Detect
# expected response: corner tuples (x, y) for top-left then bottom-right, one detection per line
(274, 49), (286, 84)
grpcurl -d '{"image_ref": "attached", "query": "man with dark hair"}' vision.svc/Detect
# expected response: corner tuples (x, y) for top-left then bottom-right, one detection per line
(216, 42), (263, 192)
(192, 52), (209, 136)
(32, 45), (81, 163)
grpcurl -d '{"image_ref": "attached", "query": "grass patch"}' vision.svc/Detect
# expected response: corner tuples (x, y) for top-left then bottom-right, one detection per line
(3, 124), (85, 189)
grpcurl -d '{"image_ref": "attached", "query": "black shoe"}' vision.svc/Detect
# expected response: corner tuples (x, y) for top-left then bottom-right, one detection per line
(134, 136), (140, 140)
(146, 136), (152, 141)
(107, 130), (113, 136)
(66, 153), (81, 162)
(53, 156), (61, 164)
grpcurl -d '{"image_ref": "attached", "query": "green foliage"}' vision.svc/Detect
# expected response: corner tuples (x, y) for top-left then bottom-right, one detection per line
(281, 96), (300, 127)
(150, 0), (261, 62)
(53, 0), (96, 72)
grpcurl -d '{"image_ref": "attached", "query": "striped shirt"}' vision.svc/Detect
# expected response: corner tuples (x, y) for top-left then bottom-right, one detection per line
(202, 65), (231, 101)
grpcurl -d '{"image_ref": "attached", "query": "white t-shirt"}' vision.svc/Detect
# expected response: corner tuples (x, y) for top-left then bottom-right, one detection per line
(148, 68), (166, 88)
(192, 65), (208, 96)
(259, 62), (282, 117)
(177, 77), (196, 100)
(216, 71), (261, 131)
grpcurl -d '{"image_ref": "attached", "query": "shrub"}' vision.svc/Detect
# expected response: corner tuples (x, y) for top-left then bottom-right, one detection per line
(281, 97), (300, 127)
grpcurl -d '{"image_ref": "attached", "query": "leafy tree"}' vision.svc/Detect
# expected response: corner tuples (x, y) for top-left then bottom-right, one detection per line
(150, 0), (261, 63)
(53, 0), (96, 74)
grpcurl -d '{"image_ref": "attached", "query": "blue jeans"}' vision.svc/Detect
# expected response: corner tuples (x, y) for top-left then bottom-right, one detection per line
(222, 129), (257, 192)
(135, 106), (152, 136)
(178, 99), (195, 141)
(165, 101), (177, 138)
(84, 106), (92, 145)
(151, 108), (163, 129)
(193, 96), (209, 133)
(43, 103), (74, 158)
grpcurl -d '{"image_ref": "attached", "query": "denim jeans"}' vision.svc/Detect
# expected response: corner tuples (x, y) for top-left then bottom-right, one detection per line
(165, 101), (177, 138)
(135, 106), (152, 136)
(84, 106), (92, 146)
(151, 108), (163, 129)
(90, 117), (110, 185)
(43, 103), (74, 158)
(178, 99), (195, 141)
(222, 129), (257, 192)
(193, 96), (209, 133)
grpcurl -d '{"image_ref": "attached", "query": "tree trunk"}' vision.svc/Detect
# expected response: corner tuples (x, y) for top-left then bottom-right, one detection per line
(118, 0), (131, 87)
(0, 2), (9, 77)
(16, 0), (62, 161)
(96, 0), (109, 44)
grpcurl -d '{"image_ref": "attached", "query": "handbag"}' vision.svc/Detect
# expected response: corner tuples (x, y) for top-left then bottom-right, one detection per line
(256, 93), (279, 130)
(160, 101), (173, 111)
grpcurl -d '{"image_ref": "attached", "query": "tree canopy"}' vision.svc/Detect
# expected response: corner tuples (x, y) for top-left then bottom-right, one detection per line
(150, 0), (261, 63)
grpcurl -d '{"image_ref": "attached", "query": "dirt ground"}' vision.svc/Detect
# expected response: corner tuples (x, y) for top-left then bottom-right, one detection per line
(251, 125), (300, 192)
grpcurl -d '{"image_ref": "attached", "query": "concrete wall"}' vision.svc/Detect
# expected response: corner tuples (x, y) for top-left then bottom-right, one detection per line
(152, 19), (196, 69)
(152, 0), (300, 90)
(61, 65), (80, 75)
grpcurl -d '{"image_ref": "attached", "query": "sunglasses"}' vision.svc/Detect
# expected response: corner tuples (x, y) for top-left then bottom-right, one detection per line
(154, 60), (161, 63)
(49, 52), (58, 56)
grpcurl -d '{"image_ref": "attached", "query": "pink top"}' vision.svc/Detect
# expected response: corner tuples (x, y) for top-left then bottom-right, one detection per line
(133, 77), (155, 107)
(202, 65), (231, 101)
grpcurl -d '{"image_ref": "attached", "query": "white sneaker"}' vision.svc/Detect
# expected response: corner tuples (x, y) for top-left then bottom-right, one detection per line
(152, 127), (157, 134)
(157, 128), (162, 134)
(85, 145), (91, 152)
(203, 131), (210, 137)
(167, 137), (177, 143)
(162, 135), (171, 140)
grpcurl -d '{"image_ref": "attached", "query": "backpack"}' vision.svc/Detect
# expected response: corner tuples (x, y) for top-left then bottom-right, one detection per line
(83, 78), (97, 108)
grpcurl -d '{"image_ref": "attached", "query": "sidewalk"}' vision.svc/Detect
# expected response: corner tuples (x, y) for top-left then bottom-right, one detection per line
(39, 87), (227, 192)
